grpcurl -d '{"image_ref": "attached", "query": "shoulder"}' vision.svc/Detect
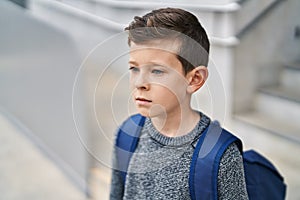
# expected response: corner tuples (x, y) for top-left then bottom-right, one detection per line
(217, 142), (249, 199)
(220, 142), (242, 166)
(218, 142), (244, 181)
(218, 142), (245, 186)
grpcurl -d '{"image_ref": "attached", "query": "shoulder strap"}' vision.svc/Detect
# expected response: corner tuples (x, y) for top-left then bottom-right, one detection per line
(189, 121), (242, 200)
(115, 114), (146, 185)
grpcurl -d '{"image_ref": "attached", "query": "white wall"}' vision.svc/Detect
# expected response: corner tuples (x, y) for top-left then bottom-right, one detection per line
(0, 1), (88, 192)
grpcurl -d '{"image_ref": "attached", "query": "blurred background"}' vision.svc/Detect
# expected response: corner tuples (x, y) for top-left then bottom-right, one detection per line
(0, 0), (299, 199)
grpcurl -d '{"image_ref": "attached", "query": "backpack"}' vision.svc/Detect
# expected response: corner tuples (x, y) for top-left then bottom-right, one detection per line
(115, 114), (286, 200)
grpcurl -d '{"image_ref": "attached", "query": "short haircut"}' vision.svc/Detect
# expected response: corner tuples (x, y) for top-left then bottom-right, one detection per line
(125, 7), (210, 74)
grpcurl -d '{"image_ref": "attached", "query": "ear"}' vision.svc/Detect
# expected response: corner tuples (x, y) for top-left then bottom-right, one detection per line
(186, 66), (208, 94)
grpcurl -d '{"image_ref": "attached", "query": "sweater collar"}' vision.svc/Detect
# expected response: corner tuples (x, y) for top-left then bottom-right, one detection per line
(145, 112), (210, 147)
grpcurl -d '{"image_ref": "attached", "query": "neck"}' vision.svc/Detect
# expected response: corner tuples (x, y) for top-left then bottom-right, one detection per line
(151, 106), (200, 137)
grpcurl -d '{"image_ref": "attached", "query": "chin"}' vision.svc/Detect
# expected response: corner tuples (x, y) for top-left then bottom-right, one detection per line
(137, 110), (159, 118)
(136, 105), (167, 118)
(136, 108), (150, 117)
(138, 111), (166, 120)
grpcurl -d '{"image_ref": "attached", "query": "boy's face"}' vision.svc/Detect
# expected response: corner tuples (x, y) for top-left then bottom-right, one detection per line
(129, 41), (191, 118)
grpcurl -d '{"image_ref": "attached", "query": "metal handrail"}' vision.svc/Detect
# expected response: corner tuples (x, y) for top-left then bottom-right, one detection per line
(91, 0), (240, 12)
(34, 0), (285, 46)
(34, 0), (126, 31)
(35, 0), (240, 46)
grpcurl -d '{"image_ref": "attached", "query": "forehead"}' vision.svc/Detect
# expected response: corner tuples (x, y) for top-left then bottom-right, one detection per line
(129, 41), (181, 67)
(130, 39), (181, 55)
(129, 42), (184, 75)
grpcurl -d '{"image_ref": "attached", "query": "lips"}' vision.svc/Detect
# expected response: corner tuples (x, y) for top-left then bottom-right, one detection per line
(135, 97), (152, 105)
(136, 97), (152, 102)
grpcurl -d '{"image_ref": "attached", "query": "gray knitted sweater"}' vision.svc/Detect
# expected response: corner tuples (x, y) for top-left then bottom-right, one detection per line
(110, 113), (249, 199)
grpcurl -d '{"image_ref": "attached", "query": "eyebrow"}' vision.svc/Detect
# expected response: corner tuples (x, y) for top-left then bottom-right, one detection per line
(128, 61), (168, 68)
(128, 60), (138, 66)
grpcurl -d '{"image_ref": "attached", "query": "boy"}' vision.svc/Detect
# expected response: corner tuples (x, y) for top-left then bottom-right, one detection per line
(110, 8), (248, 199)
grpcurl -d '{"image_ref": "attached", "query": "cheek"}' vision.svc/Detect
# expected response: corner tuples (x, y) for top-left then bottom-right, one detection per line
(163, 78), (188, 97)
(129, 75), (136, 90)
(153, 84), (185, 104)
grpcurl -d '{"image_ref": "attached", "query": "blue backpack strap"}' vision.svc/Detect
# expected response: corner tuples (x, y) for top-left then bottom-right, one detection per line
(115, 114), (146, 185)
(189, 121), (242, 200)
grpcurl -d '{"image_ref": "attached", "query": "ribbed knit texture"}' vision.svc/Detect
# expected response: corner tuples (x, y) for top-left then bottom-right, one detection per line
(110, 113), (248, 200)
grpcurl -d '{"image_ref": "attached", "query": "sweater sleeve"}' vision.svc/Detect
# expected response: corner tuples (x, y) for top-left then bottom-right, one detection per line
(217, 142), (249, 200)
(109, 145), (125, 200)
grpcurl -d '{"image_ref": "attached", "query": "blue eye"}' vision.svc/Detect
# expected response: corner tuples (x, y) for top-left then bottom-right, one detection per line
(152, 69), (164, 75)
(129, 66), (139, 73)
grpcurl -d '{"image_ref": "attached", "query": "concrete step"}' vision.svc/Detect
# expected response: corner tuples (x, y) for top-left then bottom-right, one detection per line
(255, 86), (300, 125)
(232, 115), (300, 200)
(235, 111), (300, 144)
(0, 112), (87, 200)
(281, 62), (300, 92)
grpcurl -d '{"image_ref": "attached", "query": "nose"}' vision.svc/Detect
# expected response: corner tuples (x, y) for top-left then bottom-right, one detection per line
(134, 72), (150, 90)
